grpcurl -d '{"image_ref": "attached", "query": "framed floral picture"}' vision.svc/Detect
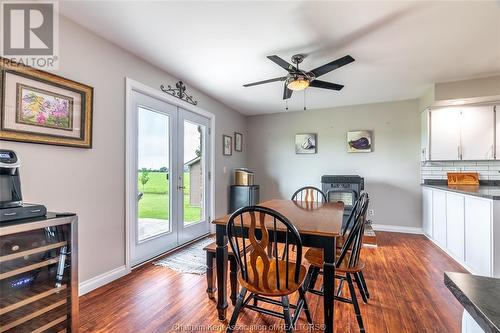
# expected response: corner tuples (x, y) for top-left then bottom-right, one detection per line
(223, 135), (232, 156)
(234, 132), (242, 152)
(0, 58), (93, 148)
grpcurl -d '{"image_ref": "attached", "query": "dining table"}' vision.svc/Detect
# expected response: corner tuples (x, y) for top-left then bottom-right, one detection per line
(212, 199), (345, 333)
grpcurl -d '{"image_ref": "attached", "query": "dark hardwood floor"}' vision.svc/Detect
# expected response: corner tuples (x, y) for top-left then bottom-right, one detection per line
(79, 232), (467, 332)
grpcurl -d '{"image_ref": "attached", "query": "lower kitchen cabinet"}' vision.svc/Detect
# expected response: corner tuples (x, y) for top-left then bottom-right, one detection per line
(422, 187), (433, 237)
(446, 193), (465, 262)
(422, 186), (498, 278)
(432, 190), (447, 248)
(462, 310), (486, 333)
(464, 196), (492, 277)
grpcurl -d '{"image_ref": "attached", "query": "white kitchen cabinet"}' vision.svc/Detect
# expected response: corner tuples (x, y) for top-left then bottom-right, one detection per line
(446, 192), (465, 262)
(460, 106), (495, 160)
(433, 190), (447, 248)
(427, 104), (495, 161)
(464, 196), (492, 276)
(496, 106), (500, 159)
(421, 109), (430, 161)
(462, 310), (485, 333)
(430, 107), (461, 160)
(422, 187), (433, 237)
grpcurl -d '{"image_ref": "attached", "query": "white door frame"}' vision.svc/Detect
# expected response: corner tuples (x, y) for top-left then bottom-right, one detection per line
(125, 77), (216, 270)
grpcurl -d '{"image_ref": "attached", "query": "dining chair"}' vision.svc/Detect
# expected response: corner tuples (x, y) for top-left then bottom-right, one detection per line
(291, 186), (327, 203)
(226, 206), (313, 333)
(305, 193), (370, 332)
(339, 196), (370, 302)
(289, 186), (327, 255)
(303, 194), (370, 303)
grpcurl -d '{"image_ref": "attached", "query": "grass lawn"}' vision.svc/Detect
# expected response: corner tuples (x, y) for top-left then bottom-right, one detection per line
(138, 171), (202, 223)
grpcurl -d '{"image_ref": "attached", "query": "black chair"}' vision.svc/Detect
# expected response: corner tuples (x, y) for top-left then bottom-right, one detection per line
(289, 186), (327, 254)
(291, 186), (327, 203)
(339, 195), (370, 302)
(226, 206), (312, 333)
(305, 193), (370, 332)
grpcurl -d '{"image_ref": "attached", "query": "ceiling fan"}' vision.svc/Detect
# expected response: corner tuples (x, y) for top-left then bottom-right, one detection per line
(243, 54), (355, 100)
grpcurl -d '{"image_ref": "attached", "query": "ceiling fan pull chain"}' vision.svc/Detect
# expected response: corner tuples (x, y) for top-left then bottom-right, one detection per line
(285, 99), (288, 111)
(303, 89), (307, 111)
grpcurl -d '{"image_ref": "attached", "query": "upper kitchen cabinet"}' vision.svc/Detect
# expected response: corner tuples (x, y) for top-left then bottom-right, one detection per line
(496, 106), (500, 159)
(429, 107), (461, 160)
(421, 109), (430, 161)
(460, 105), (495, 160)
(425, 104), (496, 161)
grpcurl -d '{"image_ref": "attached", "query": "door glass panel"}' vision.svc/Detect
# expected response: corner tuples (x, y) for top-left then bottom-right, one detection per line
(183, 120), (205, 225)
(137, 107), (170, 241)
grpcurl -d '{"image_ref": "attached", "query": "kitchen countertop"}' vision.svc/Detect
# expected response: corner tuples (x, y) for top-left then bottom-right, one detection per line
(421, 183), (500, 200)
(445, 272), (500, 333)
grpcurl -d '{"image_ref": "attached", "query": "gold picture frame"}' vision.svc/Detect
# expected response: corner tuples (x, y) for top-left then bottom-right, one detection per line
(0, 58), (93, 148)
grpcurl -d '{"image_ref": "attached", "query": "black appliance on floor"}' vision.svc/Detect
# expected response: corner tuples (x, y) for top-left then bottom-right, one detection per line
(0, 150), (46, 223)
(321, 175), (364, 212)
(229, 185), (260, 213)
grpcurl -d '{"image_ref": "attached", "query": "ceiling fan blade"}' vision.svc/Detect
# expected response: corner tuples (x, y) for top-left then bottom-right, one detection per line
(243, 76), (287, 87)
(283, 84), (293, 100)
(267, 55), (297, 72)
(310, 55), (355, 78)
(309, 80), (344, 90)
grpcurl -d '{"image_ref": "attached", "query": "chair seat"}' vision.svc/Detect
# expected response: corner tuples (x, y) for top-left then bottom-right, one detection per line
(238, 257), (307, 297)
(304, 248), (365, 273)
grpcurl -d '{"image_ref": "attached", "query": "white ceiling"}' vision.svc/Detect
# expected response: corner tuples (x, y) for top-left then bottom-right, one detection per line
(59, 1), (500, 115)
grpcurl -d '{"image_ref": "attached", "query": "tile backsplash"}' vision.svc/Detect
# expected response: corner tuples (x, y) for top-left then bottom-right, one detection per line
(421, 161), (500, 181)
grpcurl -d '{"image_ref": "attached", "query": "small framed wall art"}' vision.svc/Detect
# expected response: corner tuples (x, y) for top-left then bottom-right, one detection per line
(295, 133), (317, 154)
(234, 132), (242, 152)
(0, 58), (94, 148)
(223, 134), (232, 156)
(347, 130), (372, 153)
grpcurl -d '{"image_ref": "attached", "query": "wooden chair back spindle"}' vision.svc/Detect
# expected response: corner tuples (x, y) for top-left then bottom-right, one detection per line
(291, 186), (327, 203)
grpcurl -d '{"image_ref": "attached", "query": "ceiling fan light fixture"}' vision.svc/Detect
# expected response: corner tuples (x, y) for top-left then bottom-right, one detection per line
(287, 78), (310, 91)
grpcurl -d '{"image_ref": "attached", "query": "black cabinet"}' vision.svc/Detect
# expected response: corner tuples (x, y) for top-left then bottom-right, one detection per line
(229, 185), (260, 213)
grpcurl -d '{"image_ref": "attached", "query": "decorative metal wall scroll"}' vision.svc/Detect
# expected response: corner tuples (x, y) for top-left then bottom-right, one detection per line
(160, 81), (198, 105)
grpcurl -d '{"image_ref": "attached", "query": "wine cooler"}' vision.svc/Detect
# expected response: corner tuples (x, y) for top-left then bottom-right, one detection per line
(0, 214), (78, 332)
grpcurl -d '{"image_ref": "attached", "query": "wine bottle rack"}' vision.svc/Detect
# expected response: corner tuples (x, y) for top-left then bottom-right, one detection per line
(0, 214), (78, 332)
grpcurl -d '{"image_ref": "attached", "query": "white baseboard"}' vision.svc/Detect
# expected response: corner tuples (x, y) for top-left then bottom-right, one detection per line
(79, 265), (130, 296)
(372, 224), (423, 234)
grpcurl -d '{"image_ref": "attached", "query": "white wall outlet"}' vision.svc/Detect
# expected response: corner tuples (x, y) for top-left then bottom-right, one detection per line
(368, 209), (375, 216)
(223, 166), (227, 174)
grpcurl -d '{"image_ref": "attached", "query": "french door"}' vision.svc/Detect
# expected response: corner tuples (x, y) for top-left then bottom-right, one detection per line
(129, 90), (211, 266)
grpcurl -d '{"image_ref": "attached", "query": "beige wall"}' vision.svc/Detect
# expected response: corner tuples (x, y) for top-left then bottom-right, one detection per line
(247, 99), (422, 228)
(435, 75), (500, 101)
(0, 17), (247, 283)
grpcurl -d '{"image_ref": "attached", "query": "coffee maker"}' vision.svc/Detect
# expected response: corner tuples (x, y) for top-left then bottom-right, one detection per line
(0, 150), (46, 222)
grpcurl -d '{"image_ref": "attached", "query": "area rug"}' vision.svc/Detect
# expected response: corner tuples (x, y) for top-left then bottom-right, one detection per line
(153, 236), (214, 275)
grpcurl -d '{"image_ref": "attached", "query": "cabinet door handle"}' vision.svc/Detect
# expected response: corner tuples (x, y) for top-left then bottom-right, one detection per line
(458, 146), (461, 160)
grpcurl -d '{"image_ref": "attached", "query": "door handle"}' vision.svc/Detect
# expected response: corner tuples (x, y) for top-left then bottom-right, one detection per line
(178, 186), (185, 190)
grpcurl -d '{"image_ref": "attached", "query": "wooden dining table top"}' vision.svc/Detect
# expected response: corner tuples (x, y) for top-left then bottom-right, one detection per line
(212, 199), (345, 237)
